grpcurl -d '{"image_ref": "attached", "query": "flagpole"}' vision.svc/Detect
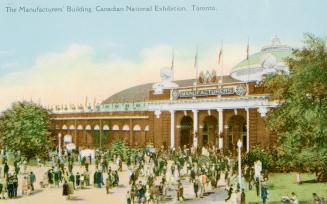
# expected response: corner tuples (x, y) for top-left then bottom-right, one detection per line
(194, 46), (198, 86)
(84, 96), (88, 112)
(193, 46), (198, 100)
(171, 48), (175, 81)
(246, 38), (250, 95)
(219, 41), (223, 85)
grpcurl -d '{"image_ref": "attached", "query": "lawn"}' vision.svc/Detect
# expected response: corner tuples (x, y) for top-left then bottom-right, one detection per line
(244, 173), (327, 203)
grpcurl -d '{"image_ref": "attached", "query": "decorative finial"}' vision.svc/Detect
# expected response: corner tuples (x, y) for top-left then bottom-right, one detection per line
(272, 34), (281, 46)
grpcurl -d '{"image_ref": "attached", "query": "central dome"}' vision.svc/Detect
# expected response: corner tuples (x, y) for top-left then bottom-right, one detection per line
(231, 36), (293, 82)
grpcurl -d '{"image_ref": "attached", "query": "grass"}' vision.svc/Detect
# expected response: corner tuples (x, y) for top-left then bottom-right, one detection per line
(245, 173), (327, 203)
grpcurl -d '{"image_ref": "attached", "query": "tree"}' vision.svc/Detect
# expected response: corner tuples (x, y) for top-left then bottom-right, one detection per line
(242, 146), (272, 170)
(111, 140), (129, 161)
(263, 34), (327, 181)
(0, 101), (51, 161)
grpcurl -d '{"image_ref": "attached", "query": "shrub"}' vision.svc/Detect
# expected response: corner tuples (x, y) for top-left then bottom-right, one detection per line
(242, 146), (273, 170)
(111, 140), (129, 161)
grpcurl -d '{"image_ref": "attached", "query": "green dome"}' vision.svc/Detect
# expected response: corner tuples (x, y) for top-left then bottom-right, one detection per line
(230, 36), (293, 82)
(232, 49), (292, 73)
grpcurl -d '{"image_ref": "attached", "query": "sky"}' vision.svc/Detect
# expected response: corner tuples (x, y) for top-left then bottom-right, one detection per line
(0, 0), (326, 111)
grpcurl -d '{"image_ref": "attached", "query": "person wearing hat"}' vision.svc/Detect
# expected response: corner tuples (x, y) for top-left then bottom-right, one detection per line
(261, 184), (268, 204)
(177, 180), (184, 201)
(62, 180), (69, 200)
(75, 172), (80, 189)
(29, 171), (36, 191)
(193, 177), (199, 198)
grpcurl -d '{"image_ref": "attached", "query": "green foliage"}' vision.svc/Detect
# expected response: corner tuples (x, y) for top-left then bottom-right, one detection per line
(92, 130), (110, 148)
(245, 173), (327, 203)
(0, 101), (51, 160)
(242, 146), (272, 170)
(198, 155), (210, 167)
(263, 34), (327, 181)
(111, 140), (129, 161)
(126, 148), (138, 161)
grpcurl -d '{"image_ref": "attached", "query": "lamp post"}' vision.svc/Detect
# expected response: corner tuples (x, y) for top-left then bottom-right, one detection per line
(58, 133), (62, 157)
(237, 139), (242, 189)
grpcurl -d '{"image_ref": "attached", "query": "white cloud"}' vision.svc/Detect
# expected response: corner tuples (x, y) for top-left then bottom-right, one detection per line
(0, 43), (256, 111)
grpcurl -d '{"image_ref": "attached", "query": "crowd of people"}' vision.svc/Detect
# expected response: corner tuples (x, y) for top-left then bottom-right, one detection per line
(0, 150), (37, 199)
(0, 146), (325, 203)
(124, 145), (237, 203)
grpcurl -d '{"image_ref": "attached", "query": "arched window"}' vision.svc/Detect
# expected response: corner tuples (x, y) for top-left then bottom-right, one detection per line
(62, 125), (68, 130)
(77, 125), (83, 130)
(85, 125), (92, 130)
(103, 125), (110, 131)
(94, 125), (100, 130)
(133, 124), (141, 131)
(144, 125), (149, 132)
(69, 125), (75, 130)
(122, 124), (130, 131)
(112, 124), (120, 131)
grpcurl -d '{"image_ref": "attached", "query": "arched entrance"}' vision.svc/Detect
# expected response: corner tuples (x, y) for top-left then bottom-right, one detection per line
(180, 116), (193, 147)
(202, 116), (218, 147)
(226, 115), (247, 155)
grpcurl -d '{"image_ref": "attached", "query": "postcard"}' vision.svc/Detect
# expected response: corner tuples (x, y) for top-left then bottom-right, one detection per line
(0, 0), (326, 203)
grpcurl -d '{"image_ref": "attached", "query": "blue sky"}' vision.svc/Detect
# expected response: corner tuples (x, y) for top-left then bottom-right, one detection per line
(0, 0), (326, 110)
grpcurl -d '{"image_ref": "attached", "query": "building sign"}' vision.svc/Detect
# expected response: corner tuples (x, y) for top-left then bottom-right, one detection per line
(98, 102), (149, 112)
(171, 85), (246, 100)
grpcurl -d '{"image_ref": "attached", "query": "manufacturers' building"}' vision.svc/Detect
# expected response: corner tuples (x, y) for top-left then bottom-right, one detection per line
(50, 36), (292, 153)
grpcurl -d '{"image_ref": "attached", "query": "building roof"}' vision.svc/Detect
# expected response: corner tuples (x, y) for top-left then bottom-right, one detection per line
(231, 49), (292, 73)
(230, 36), (293, 82)
(102, 76), (239, 104)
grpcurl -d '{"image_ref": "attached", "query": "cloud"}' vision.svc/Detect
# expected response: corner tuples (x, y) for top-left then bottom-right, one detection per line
(0, 43), (254, 111)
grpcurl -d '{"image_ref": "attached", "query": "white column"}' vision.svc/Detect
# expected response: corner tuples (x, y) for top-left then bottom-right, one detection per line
(246, 108), (250, 153)
(192, 109), (198, 147)
(170, 110), (175, 149)
(217, 108), (224, 149)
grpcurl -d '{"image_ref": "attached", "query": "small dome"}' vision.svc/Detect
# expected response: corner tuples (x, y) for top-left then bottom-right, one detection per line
(231, 36), (293, 82)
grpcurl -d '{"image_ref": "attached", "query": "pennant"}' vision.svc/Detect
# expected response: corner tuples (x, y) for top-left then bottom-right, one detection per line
(194, 47), (198, 69)
(218, 47), (223, 64)
(84, 96), (88, 109)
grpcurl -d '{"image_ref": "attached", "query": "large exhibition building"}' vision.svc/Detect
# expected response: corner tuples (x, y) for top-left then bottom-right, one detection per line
(50, 36), (292, 154)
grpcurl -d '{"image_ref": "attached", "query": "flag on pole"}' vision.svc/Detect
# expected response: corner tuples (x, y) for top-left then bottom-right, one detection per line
(218, 47), (223, 64)
(218, 41), (224, 85)
(194, 47), (199, 86)
(194, 47), (198, 69)
(84, 96), (88, 110)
